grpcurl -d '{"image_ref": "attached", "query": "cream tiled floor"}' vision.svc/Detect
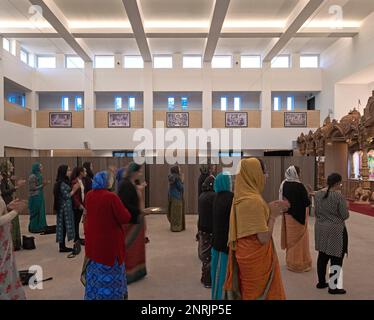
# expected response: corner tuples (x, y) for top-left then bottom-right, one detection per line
(15, 212), (374, 300)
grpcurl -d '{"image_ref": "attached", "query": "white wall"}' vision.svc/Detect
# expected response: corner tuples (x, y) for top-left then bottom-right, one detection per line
(320, 12), (374, 120)
(1, 43), (323, 154)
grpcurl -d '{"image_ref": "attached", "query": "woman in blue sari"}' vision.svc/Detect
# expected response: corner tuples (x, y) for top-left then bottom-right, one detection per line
(211, 172), (233, 300)
(28, 163), (47, 233)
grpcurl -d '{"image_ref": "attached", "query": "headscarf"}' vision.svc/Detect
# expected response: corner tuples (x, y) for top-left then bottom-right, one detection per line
(200, 164), (210, 175)
(278, 165), (300, 201)
(202, 175), (215, 192)
(0, 160), (13, 177)
(92, 171), (109, 190)
(228, 158), (270, 245)
(168, 165), (180, 184)
(125, 163), (141, 179)
(31, 162), (42, 184)
(214, 172), (232, 193)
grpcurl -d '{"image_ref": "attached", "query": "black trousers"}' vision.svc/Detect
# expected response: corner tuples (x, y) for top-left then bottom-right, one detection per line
(317, 252), (344, 285)
(317, 227), (348, 285)
(59, 221), (67, 249)
(73, 208), (84, 242)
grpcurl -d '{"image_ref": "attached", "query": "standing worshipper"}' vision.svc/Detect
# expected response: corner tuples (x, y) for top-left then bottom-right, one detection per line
(28, 162), (48, 233)
(314, 173), (349, 295)
(211, 172), (233, 300)
(70, 166), (86, 245)
(0, 160), (26, 251)
(115, 167), (126, 193)
(279, 165), (312, 273)
(224, 158), (289, 300)
(197, 175), (216, 288)
(0, 173), (27, 300)
(198, 165), (211, 197)
(83, 171), (131, 300)
(54, 165), (80, 253)
(167, 165), (185, 232)
(117, 163), (148, 284)
(82, 162), (94, 195)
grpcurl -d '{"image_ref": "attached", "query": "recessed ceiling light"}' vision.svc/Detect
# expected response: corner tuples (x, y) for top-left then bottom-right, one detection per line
(223, 20), (286, 29)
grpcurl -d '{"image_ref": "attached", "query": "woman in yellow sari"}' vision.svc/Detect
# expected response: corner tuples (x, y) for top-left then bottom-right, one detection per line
(224, 158), (289, 300)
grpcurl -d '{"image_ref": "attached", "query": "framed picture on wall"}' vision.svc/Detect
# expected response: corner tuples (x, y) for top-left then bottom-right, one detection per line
(49, 112), (72, 128)
(284, 112), (307, 127)
(225, 112), (248, 128)
(108, 112), (131, 128)
(166, 112), (189, 128)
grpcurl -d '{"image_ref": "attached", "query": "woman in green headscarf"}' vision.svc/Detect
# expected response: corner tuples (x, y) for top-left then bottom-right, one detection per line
(28, 163), (47, 233)
(211, 172), (234, 299)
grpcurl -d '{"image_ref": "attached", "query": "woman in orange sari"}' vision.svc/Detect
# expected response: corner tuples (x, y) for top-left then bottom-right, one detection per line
(224, 158), (289, 300)
(279, 166), (312, 273)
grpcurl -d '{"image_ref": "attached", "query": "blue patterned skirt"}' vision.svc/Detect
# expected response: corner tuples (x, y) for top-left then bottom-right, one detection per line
(84, 259), (127, 300)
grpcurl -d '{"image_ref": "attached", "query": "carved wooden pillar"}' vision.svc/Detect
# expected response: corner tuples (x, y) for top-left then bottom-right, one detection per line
(361, 147), (370, 190)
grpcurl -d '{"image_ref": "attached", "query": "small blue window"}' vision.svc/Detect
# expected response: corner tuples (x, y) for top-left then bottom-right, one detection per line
(128, 97), (136, 111)
(21, 95), (26, 108)
(75, 96), (83, 111)
(181, 97), (188, 109)
(273, 97), (281, 111)
(61, 96), (69, 111)
(220, 97), (228, 111)
(287, 96), (294, 111)
(168, 97), (175, 109)
(115, 97), (122, 111)
(234, 97), (241, 111)
(8, 95), (16, 104)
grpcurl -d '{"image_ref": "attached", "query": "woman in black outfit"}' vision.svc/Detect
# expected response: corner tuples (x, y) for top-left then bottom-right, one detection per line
(197, 175), (216, 288)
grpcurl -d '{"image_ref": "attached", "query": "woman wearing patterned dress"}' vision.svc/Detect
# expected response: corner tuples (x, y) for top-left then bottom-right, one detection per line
(84, 171), (131, 300)
(314, 173), (349, 295)
(53, 165), (80, 253)
(0, 173), (27, 300)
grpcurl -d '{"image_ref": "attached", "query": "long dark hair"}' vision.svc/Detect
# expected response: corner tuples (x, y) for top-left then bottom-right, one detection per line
(83, 162), (94, 179)
(53, 165), (69, 211)
(323, 173), (342, 199)
(70, 166), (85, 182)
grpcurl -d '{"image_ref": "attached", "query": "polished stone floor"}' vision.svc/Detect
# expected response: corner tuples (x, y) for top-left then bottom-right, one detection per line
(15, 211), (374, 300)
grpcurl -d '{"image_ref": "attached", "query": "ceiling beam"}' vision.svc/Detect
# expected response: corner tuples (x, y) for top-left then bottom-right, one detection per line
(203, 0), (231, 62)
(28, 0), (93, 62)
(263, 0), (325, 63)
(1, 31), (358, 39)
(121, 0), (151, 62)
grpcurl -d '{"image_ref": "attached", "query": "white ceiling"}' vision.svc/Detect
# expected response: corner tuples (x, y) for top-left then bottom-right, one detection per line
(1, 0), (374, 56)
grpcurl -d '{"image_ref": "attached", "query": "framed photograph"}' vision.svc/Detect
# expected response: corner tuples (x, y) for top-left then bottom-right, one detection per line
(225, 112), (248, 128)
(108, 112), (131, 128)
(166, 112), (189, 128)
(49, 112), (72, 128)
(284, 112), (307, 127)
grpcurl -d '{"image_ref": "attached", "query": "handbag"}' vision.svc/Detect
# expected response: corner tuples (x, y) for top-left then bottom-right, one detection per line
(22, 236), (36, 250)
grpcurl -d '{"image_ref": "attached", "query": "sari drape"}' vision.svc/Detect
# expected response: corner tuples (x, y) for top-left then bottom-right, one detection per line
(281, 209), (312, 273)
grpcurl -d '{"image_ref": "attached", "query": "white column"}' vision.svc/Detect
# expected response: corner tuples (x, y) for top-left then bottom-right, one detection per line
(233, 53), (241, 70)
(84, 62), (95, 130)
(0, 36), (5, 156)
(202, 62), (212, 129)
(261, 62), (272, 129)
(292, 53), (300, 69)
(26, 91), (38, 128)
(115, 54), (122, 69)
(56, 54), (65, 69)
(143, 62), (153, 129)
(173, 53), (183, 69)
